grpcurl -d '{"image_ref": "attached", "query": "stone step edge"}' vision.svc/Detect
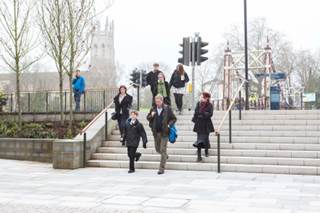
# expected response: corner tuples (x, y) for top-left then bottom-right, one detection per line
(86, 160), (320, 175)
(91, 153), (320, 162)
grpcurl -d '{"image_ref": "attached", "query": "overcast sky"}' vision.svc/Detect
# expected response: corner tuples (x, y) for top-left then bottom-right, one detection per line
(98, 0), (320, 71)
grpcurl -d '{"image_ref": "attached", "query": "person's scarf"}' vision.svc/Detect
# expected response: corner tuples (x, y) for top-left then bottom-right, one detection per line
(157, 80), (167, 97)
(200, 101), (209, 112)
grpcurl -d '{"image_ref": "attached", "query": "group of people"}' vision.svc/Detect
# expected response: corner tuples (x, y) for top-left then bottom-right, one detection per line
(112, 63), (215, 175)
(146, 63), (190, 114)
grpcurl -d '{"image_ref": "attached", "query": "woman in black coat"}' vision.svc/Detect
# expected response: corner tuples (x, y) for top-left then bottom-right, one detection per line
(192, 92), (214, 162)
(113, 85), (133, 145)
(169, 64), (189, 114)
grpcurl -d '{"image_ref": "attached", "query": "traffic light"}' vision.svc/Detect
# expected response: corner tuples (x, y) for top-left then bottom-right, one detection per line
(141, 70), (148, 87)
(178, 37), (190, 66)
(130, 69), (148, 88)
(196, 37), (208, 65)
(130, 69), (140, 87)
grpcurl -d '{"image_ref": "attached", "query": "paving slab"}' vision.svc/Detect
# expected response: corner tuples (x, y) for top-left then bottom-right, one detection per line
(0, 159), (320, 213)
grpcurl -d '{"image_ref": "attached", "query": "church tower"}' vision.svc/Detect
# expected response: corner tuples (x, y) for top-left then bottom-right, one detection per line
(90, 17), (116, 87)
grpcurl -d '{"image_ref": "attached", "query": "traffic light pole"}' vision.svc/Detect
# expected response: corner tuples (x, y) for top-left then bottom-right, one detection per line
(191, 35), (197, 110)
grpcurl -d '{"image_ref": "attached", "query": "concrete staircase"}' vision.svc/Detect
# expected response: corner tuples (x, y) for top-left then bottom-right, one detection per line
(87, 110), (320, 175)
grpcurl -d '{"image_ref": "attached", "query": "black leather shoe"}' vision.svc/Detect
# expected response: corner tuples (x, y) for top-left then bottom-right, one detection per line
(197, 157), (203, 162)
(157, 170), (164, 175)
(135, 153), (142, 162)
(128, 170), (135, 173)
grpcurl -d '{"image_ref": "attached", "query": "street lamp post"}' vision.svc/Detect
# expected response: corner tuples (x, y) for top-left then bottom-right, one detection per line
(244, 0), (249, 110)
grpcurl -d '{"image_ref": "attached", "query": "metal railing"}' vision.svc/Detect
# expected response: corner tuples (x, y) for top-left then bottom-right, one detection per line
(2, 88), (119, 113)
(215, 79), (247, 173)
(79, 84), (138, 167)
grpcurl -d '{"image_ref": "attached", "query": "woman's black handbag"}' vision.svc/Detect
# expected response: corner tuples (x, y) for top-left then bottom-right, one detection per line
(111, 112), (118, 120)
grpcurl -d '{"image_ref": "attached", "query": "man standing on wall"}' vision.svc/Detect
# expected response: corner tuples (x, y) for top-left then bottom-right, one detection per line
(72, 70), (86, 112)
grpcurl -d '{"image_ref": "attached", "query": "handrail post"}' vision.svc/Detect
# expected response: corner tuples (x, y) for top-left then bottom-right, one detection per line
(229, 109), (232, 144)
(217, 133), (221, 173)
(103, 90), (106, 109)
(83, 132), (87, 168)
(105, 111), (108, 141)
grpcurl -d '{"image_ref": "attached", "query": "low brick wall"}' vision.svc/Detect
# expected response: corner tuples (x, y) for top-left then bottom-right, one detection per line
(53, 109), (116, 169)
(0, 110), (116, 169)
(0, 138), (53, 162)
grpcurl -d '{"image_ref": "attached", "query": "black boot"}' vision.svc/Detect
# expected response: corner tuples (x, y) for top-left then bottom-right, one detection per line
(135, 153), (142, 162)
(205, 149), (209, 157)
(197, 148), (202, 162)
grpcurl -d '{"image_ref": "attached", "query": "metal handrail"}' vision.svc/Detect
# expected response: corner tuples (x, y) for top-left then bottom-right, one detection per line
(215, 79), (247, 173)
(216, 80), (246, 133)
(80, 83), (136, 135)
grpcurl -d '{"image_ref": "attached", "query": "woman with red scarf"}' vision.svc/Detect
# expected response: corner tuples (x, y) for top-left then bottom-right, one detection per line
(192, 92), (214, 162)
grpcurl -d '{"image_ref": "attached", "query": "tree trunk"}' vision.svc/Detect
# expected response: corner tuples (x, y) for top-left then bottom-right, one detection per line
(59, 71), (64, 125)
(16, 72), (22, 128)
(68, 75), (73, 129)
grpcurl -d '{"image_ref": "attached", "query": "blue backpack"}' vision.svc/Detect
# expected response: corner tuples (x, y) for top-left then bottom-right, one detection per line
(169, 124), (178, 144)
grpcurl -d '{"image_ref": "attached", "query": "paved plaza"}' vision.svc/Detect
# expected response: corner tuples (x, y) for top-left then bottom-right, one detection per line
(0, 159), (320, 213)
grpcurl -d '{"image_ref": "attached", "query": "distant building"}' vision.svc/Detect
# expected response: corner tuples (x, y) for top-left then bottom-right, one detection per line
(0, 17), (116, 93)
(90, 17), (116, 87)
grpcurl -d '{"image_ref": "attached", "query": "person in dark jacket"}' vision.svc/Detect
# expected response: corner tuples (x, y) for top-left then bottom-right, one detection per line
(146, 63), (161, 101)
(72, 70), (86, 112)
(169, 64), (189, 114)
(192, 92), (214, 162)
(123, 111), (148, 173)
(154, 72), (171, 106)
(147, 95), (177, 175)
(113, 85), (133, 145)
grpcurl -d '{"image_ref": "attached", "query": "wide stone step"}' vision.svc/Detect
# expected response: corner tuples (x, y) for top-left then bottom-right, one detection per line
(87, 160), (320, 175)
(139, 120), (320, 126)
(139, 110), (320, 116)
(108, 135), (320, 144)
(103, 141), (320, 151)
(112, 129), (320, 137)
(169, 114), (320, 120)
(119, 125), (320, 131)
(91, 153), (320, 167)
(96, 147), (320, 158)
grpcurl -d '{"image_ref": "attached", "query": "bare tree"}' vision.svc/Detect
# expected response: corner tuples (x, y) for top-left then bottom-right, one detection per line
(63, 0), (96, 128)
(39, 0), (68, 125)
(0, 0), (41, 127)
(294, 50), (320, 92)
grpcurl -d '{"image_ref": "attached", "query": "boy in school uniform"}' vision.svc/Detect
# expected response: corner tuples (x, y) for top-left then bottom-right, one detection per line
(123, 111), (148, 173)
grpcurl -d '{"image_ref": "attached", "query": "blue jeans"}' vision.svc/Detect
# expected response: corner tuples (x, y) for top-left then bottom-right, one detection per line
(74, 91), (82, 112)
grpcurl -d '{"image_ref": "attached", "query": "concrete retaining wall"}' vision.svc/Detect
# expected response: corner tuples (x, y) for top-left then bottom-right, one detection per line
(0, 110), (116, 169)
(0, 138), (53, 162)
